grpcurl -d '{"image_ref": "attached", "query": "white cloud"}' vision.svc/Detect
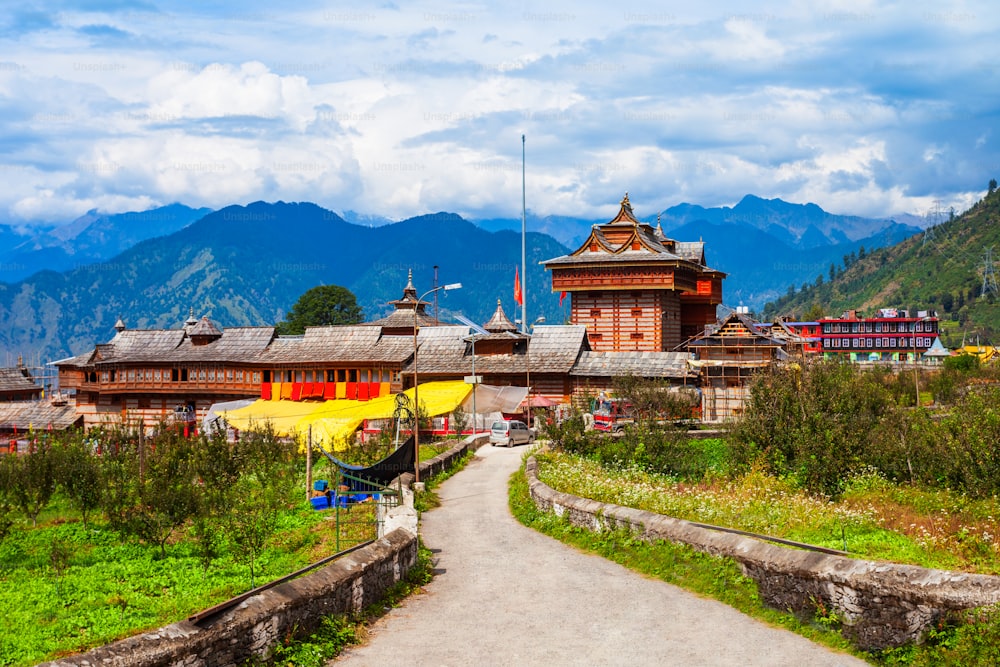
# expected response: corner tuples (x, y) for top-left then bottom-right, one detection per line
(0, 0), (997, 224)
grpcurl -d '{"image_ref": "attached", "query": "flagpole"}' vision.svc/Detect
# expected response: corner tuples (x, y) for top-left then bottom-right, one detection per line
(521, 133), (527, 333)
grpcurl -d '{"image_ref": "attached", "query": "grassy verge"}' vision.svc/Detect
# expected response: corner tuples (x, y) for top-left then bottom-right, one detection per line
(0, 497), (366, 667)
(534, 448), (1000, 574)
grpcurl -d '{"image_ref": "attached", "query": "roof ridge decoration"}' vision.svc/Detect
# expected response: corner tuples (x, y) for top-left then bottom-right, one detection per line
(608, 191), (639, 225)
(484, 298), (518, 333)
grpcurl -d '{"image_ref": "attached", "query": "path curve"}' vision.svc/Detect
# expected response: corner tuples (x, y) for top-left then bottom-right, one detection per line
(333, 444), (868, 666)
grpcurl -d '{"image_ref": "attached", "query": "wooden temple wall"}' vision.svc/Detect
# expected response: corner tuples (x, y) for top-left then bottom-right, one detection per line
(571, 290), (682, 352)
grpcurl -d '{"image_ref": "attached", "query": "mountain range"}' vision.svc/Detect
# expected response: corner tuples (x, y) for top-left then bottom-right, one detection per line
(763, 187), (1000, 345)
(0, 196), (927, 363)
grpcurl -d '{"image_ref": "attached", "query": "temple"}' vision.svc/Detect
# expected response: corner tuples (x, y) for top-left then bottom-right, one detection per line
(543, 193), (725, 352)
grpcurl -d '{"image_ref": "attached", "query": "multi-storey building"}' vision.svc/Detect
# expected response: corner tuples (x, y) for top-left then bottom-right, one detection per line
(543, 193), (725, 352)
(817, 310), (940, 362)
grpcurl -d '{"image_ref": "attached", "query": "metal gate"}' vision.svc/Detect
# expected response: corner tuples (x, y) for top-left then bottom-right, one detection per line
(328, 469), (403, 551)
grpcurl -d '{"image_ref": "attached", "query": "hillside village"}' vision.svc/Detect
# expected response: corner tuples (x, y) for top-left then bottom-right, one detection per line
(0, 193), (967, 449)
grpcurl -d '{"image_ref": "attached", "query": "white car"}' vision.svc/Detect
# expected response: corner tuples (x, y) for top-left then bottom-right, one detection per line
(489, 419), (534, 447)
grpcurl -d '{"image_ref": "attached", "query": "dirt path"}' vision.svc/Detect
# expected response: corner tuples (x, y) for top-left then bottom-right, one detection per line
(333, 444), (869, 666)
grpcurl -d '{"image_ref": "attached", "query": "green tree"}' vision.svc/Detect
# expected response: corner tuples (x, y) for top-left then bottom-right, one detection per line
(129, 431), (200, 558)
(989, 178), (997, 196)
(804, 302), (825, 321)
(0, 453), (17, 543)
(56, 435), (103, 528)
(11, 441), (58, 527)
(277, 285), (363, 335)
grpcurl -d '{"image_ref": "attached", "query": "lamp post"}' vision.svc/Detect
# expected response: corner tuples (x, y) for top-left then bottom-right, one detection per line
(413, 281), (461, 484)
(525, 316), (545, 431)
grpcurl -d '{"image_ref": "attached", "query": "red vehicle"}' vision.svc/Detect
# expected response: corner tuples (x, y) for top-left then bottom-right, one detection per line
(593, 398), (633, 433)
(593, 387), (702, 433)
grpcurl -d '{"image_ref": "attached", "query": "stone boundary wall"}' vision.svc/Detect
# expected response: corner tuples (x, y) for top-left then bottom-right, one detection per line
(44, 529), (417, 667)
(525, 455), (1000, 650)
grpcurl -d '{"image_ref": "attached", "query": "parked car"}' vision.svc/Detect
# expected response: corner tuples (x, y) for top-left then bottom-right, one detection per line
(489, 419), (534, 447)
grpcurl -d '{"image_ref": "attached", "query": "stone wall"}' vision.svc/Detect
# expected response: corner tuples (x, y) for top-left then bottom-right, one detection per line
(44, 529), (417, 667)
(525, 455), (1000, 650)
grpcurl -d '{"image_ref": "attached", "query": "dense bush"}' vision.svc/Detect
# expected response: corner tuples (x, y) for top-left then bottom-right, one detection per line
(730, 362), (1000, 499)
(546, 375), (720, 480)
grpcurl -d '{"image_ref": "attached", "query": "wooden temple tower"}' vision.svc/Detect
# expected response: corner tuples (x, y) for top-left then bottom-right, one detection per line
(543, 193), (725, 352)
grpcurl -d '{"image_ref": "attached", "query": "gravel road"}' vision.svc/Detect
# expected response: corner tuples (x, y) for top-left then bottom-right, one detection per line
(333, 444), (869, 666)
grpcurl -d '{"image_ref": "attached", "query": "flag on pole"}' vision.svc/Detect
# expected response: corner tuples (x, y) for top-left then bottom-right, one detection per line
(559, 291), (567, 306)
(514, 267), (523, 305)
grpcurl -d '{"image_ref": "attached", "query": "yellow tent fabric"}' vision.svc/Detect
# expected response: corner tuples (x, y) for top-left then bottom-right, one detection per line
(962, 345), (997, 362)
(216, 380), (473, 452)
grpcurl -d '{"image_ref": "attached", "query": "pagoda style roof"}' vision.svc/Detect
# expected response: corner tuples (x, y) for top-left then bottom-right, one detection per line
(542, 193), (725, 277)
(366, 269), (439, 329)
(483, 299), (518, 333)
(189, 317), (221, 337)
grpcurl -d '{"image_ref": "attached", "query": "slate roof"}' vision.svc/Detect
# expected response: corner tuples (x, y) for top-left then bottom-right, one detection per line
(258, 325), (414, 365)
(569, 351), (694, 379)
(405, 325), (589, 376)
(0, 367), (41, 394)
(54, 326), (277, 366)
(0, 401), (80, 430)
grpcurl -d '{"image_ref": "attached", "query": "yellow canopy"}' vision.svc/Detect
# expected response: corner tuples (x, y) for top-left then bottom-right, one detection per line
(217, 381), (473, 451)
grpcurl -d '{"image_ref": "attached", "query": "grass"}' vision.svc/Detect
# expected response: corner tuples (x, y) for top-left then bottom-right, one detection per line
(533, 448), (1000, 574)
(0, 494), (369, 667)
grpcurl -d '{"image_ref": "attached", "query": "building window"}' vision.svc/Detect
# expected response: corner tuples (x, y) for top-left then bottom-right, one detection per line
(252, 371), (261, 383)
(590, 308), (601, 318)
(336, 369), (346, 382)
(590, 333), (603, 341)
(198, 368), (206, 381)
(631, 308), (642, 317)
(348, 369), (358, 382)
(153, 369), (161, 382)
(630, 332), (643, 340)
(866, 338), (873, 348)
(391, 370), (401, 382)
(890, 338), (896, 348)
(823, 324), (831, 333)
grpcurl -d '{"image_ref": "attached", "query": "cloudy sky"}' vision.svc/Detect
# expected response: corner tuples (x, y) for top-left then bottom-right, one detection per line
(1, 0), (997, 226)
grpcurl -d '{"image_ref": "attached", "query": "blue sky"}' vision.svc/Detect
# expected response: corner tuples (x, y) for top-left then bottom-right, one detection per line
(1, 0), (997, 225)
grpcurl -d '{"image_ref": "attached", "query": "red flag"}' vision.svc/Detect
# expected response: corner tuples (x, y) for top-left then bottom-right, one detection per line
(514, 267), (523, 305)
(559, 291), (567, 306)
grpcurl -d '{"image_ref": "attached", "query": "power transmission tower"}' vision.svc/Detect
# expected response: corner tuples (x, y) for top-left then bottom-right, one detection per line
(922, 200), (942, 247)
(980, 247), (999, 298)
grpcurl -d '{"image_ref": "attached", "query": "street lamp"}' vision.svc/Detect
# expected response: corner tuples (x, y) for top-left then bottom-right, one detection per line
(454, 314), (489, 438)
(413, 281), (461, 484)
(525, 316), (545, 431)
